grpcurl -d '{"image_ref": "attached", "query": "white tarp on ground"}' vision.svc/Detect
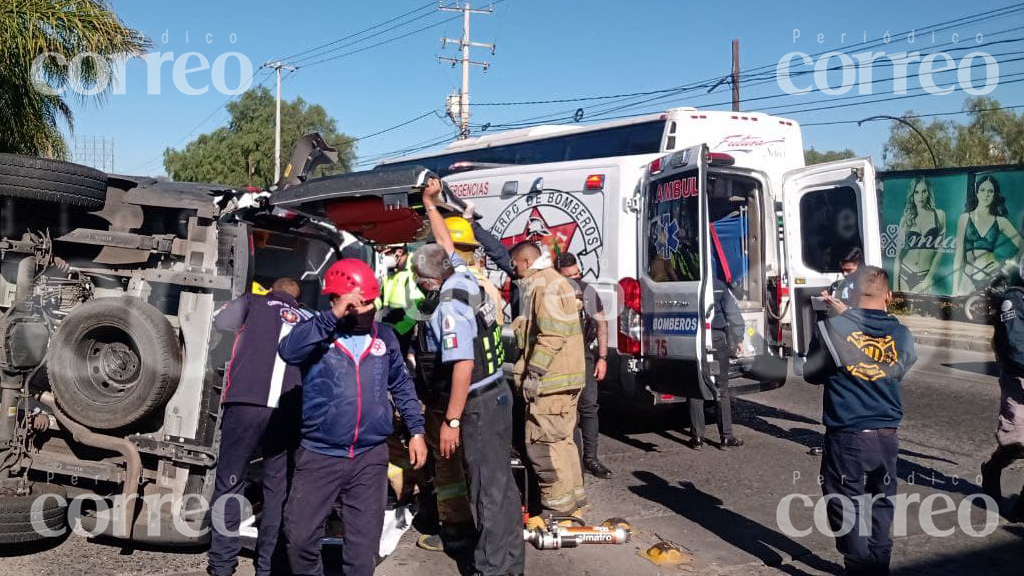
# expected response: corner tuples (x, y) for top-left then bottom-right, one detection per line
(238, 501), (417, 561)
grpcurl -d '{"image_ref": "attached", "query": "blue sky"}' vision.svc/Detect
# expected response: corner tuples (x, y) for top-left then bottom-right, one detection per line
(70, 0), (1024, 176)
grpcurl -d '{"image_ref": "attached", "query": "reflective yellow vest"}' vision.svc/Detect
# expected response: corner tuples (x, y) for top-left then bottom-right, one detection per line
(376, 263), (423, 336)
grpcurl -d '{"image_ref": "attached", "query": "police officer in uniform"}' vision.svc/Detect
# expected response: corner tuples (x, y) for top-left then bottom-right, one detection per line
(411, 216), (503, 552)
(688, 278), (745, 450)
(412, 179), (525, 576)
(983, 263), (1024, 521)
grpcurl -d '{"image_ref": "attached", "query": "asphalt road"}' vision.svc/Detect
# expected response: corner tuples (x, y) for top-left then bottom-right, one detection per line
(2, 343), (1022, 576)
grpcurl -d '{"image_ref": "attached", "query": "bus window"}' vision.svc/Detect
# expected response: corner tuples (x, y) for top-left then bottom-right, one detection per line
(514, 139), (564, 164)
(378, 119), (666, 173)
(624, 121), (666, 155)
(565, 130), (623, 161)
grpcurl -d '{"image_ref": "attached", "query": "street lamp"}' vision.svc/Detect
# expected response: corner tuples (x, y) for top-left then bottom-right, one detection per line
(857, 115), (938, 168)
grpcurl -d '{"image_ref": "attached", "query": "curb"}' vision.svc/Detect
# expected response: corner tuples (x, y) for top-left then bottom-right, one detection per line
(911, 333), (992, 353)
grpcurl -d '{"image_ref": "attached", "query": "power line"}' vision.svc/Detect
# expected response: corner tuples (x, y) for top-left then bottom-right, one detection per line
(123, 68), (276, 174)
(800, 104), (1024, 126)
(345, 3), (1024, 168)
(351, 110), (441, 142)
(776, 76), (1024, 117)
(596, 51), (1024, 122)
(479, 40), (1024, 130)
(278, 1), (437, 62)
(727, 2), (1024, 86)
(354, 133), (455, 167)
(290, 7), (452, 66)
(470, 5), (1023, 115)
(298, 14), (465, 68)
(574, 76), (1024, 127)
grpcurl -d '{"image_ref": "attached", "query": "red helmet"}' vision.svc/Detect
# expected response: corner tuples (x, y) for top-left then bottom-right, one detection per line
(322, 259), (380, 300)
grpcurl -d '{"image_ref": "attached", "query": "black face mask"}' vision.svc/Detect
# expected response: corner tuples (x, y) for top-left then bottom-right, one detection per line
(416, 278), (441, 314)
(418, 290), (440, 315)
(339, 309), (375, 335)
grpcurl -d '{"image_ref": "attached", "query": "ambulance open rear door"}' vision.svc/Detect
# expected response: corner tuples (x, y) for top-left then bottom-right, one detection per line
(780, 158), (882, 362)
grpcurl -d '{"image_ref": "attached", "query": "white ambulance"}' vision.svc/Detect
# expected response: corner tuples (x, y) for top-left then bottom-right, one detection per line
(381, 108), (883, 404)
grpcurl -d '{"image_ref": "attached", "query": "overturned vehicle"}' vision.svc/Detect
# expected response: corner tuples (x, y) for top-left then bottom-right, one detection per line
(0, 139), (447, 546)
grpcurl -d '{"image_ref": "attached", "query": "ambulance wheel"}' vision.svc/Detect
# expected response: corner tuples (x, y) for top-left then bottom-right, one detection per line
(48, 297), (182, 430)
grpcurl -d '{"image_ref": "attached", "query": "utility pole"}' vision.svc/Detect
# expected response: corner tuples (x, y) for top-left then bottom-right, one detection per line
(439, 2), (495, 140)
(262, 60), (297, 182)
(731, 39), (740, 112)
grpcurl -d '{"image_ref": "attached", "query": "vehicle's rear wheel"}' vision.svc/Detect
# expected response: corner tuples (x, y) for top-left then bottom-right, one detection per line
(0, 154), (108, 211)
(48, 297), (182, 430)
(0, 483), (68, 544)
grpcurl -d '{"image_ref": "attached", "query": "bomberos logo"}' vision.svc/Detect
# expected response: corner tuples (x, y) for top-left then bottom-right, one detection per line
(491, 191), (604, 280)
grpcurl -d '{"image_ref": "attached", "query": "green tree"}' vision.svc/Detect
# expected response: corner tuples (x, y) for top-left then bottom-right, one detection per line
(0, 0), (150, 158)
(164, 87), (355, 188)
(804, 147), (856, 165)
(881, 97), (1024, 170)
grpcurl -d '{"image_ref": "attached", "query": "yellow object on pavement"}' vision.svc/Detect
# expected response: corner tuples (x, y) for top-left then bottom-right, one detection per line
(601, 517), (632, 532)
(251, 281), (270, 295)
(640, 541), (693, 566)
(524, 507), (586, 530)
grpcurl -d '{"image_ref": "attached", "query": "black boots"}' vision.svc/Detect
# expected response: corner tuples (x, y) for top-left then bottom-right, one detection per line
(583, 458), (612, 479)
(720, 436), (745, 449)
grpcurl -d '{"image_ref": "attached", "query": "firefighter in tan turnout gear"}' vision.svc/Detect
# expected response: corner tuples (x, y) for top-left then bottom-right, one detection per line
(510, 241), (587, 522)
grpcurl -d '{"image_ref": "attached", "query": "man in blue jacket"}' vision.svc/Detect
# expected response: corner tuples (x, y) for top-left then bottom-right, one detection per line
(278, 259), (427, 576)
(207, 278), (310, 576)
(804, 266), (917, 576)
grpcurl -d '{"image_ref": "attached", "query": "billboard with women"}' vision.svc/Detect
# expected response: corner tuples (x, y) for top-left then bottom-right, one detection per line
(880, 165), (1024, 298)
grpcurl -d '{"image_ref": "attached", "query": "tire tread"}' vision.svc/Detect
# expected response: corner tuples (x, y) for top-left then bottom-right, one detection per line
(0, 153), (107, 210)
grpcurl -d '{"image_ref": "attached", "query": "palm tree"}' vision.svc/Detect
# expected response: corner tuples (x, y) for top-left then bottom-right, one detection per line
(0, 1), (150, 158)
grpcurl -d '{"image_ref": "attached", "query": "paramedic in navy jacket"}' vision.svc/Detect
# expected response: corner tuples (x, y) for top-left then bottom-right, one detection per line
(279, 259), (427, 576)
(207, 278), (310, 576)
(805, 266), (917, 576)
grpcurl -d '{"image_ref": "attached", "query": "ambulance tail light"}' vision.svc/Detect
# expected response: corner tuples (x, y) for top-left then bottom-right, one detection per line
(648, 157), (663, 175)
(584, 174), (605, 190)
(707, 152), (735, 166)
(618, 277), (642, 354)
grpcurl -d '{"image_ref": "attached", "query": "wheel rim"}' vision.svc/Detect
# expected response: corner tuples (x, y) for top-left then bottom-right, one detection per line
(72, 326), (142, 405)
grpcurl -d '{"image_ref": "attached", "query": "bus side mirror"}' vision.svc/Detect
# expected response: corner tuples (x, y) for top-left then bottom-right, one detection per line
(529, 177), (544, 193)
